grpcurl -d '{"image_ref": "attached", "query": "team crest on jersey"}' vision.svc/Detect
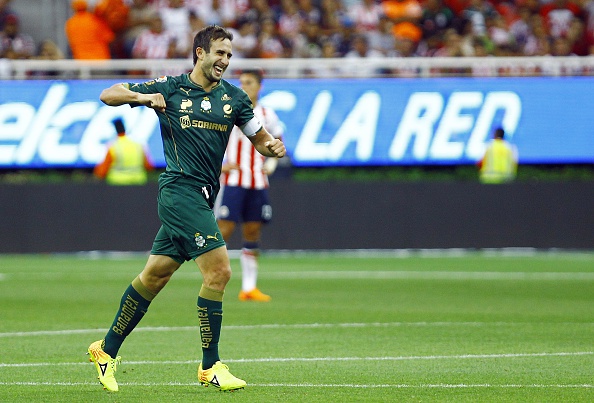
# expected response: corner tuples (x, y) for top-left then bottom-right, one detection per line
(180, 99), (193, 113)
(145, 76), (167, 86)
(221, 93), (232, 101)
(180, 115), (192, 129)
(223, 104), (232, 117)
(195, 232), (206, 248)
(200, 97), (212, 113)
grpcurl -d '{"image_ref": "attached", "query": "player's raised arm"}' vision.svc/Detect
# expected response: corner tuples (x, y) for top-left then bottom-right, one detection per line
(249, 127), (286, 158)
(100, 83), (166, 112)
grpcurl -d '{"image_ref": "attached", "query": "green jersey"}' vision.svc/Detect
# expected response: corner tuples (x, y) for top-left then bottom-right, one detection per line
(126, 74), (258, 192)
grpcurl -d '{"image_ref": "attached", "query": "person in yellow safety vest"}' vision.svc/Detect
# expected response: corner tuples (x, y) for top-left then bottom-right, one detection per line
(94, 118), (154, 185)
(477, 127), (518, 184)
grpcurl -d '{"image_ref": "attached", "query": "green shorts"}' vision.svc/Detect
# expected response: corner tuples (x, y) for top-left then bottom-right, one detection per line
(151, 177), (225, 263)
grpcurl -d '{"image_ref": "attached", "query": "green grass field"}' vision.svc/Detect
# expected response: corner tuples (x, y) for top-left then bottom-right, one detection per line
(0, 251), (593, 402)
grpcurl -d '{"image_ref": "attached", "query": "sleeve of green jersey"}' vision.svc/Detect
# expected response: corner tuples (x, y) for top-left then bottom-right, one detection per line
(124, 77), (170, 107)
(235, 90), (259, 129)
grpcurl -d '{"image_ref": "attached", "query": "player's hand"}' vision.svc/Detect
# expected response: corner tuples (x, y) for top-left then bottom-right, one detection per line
(140, 93), (166, 112)
(221, 162), (239, 173)
(265, 139), (286, 158)
(263, 158), (278, 175)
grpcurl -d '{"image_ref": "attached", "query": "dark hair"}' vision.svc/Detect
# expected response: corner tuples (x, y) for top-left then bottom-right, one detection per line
(192, 25), (233, 65)
(112, 118), (125, 134)
(240, 68), (264, 83)
(494, 128), (505, 139)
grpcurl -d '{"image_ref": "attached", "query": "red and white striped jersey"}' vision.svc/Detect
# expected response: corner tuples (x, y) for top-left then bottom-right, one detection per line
(221, 103), (284, 189)
(131, 29), (174, 59)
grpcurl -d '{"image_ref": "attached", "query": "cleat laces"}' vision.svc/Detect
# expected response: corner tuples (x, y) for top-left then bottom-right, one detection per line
(110, 356), (122, 371)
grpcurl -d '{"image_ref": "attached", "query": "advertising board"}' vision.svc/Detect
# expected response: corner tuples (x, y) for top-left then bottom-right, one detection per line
(0, 77), (591, 168)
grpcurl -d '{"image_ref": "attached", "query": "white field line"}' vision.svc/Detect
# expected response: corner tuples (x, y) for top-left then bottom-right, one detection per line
(2, 351), (592, 368)
(2, 321), (593, 338)
(0, 381), (592, 389)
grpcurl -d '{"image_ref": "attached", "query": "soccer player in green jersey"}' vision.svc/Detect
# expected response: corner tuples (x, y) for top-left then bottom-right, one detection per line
(87, 25), (286, 392)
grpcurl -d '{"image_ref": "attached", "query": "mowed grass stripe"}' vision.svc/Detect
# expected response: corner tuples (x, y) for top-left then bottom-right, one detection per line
(0, 381), (592, 389)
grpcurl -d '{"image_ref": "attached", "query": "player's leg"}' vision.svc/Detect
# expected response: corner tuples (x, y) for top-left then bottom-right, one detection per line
(216, 185), (243, 241)
(238, 189), (272, 302)
(240, 222), (261, 294)
(88, 250), (181, 392)
(195, 245), (246, 390)
(183, 184), (246, 390)
(104, 254), (181, 355)
(196, 245), (231, 369)
(238, 221), (270, 301)
(217, 219), (236, 241)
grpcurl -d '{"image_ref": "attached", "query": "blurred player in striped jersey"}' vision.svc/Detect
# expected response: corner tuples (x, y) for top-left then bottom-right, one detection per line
(216, 69), (284, 302)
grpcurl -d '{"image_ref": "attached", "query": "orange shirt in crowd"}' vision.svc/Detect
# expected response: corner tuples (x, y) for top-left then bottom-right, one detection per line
(94, 0), (130, 34)
(65, 0), (115, 59)
(382, 0), (423, 43)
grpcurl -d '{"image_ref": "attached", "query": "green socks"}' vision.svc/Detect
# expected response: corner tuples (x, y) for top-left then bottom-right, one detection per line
(101, 279), (223, 368)
(103, 276), (155, 358)
(197, 285), (224, 369)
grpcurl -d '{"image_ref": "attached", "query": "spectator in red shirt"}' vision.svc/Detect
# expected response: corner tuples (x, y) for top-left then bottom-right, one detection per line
(0, 0), (15, 31)
(0, 14), (35, 59)
(277, 0), (304, 50)
(347, 0), (384, 35)
(540, 0), (582, 38)
(256, 17), (287, 58)
(123, 0), (159, 58)
(131, 12), (175, 59)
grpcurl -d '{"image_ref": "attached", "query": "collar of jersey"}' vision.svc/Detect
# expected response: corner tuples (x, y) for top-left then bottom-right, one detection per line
(185, 73), (221, 91)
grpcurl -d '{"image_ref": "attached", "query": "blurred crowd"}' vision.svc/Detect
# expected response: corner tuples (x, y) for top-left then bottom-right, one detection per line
(1, 0), (594, 63)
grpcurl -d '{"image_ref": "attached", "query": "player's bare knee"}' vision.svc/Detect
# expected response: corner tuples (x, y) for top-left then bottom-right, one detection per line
(203, 264), (231, 289)
(215, 264), (232, 284)
(139, 271), (172, 294)
(242, 222), (261, 241)
(152, 275), (172, 292)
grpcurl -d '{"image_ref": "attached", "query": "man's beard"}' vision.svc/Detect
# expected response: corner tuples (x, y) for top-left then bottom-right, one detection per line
(202, 64), (222, 83)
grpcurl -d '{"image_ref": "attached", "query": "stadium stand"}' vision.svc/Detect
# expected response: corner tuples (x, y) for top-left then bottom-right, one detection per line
(1, 0), (594, 78)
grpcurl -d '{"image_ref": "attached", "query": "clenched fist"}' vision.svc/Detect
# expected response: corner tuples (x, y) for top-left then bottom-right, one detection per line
(265, 139), (286, 158)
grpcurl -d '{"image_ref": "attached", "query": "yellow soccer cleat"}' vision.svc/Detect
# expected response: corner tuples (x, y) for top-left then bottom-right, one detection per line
(238, 288), (271, 302)
(198, 361), (247, 391)
(87, 340), (121, 392)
